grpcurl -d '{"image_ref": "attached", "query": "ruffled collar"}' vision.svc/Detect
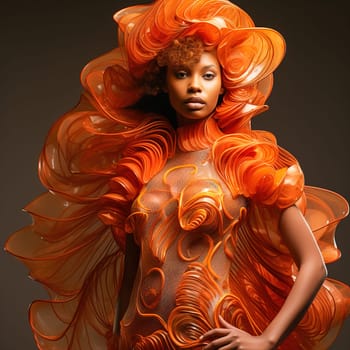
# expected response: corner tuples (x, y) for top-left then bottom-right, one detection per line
(176, 116), (224, 152)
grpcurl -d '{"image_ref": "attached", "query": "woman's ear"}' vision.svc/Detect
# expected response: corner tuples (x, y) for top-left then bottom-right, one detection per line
(219, 86), (225, 95)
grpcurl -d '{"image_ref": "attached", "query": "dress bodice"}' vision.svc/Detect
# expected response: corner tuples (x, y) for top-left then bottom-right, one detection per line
(122, 148), (247, 347)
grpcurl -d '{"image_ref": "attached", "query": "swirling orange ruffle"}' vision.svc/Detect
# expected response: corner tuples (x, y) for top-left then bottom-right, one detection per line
(212, 130), (304, 208)
(5, 88), (176, 349)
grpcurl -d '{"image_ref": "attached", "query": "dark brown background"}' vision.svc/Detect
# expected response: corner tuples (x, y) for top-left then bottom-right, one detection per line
(1, 0), (349, 348)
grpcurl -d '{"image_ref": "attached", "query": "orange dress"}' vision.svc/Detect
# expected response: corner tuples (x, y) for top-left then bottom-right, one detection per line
(5, 112), (349, 349)
(5, 0), (350, 349)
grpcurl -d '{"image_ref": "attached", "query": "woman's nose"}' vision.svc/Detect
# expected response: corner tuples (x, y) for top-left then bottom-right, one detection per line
(187, 76), (202, 93)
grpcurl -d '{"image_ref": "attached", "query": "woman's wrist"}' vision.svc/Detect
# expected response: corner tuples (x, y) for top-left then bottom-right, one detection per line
(259, 331), (279, 350)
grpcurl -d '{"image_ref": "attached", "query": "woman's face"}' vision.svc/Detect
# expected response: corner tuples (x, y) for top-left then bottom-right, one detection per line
(165, 50), (224, 124)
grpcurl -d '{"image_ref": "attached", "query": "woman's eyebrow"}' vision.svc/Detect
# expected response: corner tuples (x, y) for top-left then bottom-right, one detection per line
(202, 64), (219, 70)
(170, 64), (188, 70)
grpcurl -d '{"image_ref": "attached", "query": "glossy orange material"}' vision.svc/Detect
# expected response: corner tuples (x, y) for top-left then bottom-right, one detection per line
(5, 1), (349, 349)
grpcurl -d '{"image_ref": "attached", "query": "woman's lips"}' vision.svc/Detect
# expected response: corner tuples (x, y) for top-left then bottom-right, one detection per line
(184, 97), (205, 110)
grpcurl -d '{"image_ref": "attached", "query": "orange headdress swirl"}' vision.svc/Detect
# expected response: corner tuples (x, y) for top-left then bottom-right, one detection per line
(112, 0), (286, 132)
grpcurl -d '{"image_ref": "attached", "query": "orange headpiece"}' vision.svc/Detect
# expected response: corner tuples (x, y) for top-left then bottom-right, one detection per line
(82, 0), (286, 131)
(114, 0), (285, 83)
(113, 0), (286, 131)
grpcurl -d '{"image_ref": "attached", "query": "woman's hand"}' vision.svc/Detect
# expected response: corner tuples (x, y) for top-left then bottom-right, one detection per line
(200, 316), (276, 350)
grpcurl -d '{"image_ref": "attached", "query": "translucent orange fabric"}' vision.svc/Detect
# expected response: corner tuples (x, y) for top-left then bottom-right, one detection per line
(5, 1), (349, 349)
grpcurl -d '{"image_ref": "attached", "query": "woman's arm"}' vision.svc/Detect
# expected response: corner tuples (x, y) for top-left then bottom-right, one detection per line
(201, 205), (327, 349)
(113, 234), (140, 336)
(260, 205), (327, 346)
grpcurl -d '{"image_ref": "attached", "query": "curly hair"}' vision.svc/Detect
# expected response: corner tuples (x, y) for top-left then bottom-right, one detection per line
(157, 36), (204, 67)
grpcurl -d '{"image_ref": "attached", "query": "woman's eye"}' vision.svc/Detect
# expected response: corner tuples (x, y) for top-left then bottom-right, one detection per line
(203, 72), (215, 80)
(175, 71), (187, 79)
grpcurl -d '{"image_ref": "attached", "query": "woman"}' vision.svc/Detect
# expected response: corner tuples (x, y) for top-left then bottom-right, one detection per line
(5, 1), (349, 349)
